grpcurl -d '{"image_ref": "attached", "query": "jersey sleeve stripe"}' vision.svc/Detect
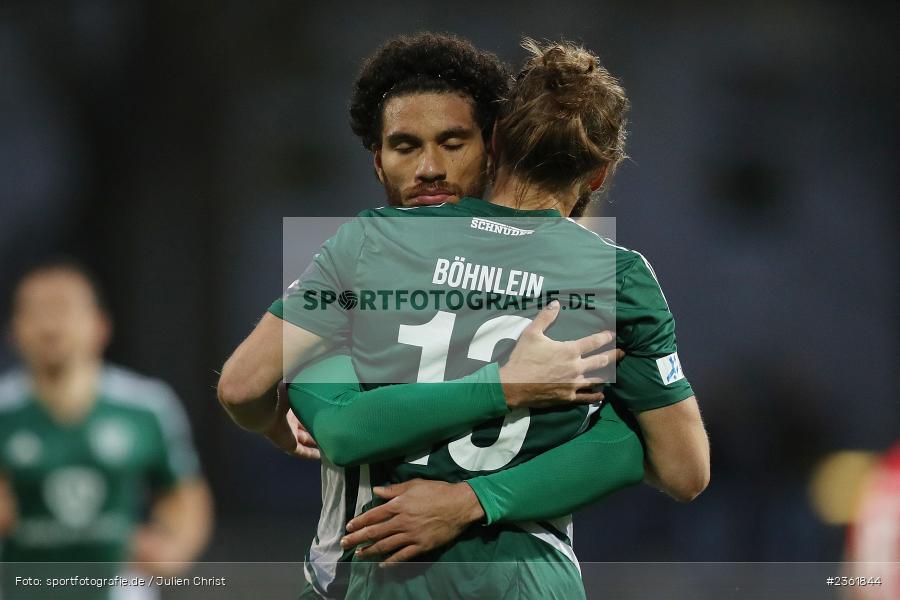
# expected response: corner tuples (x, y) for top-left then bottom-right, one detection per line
(564, 218), (671, 308)
(100, 364), (201, 479)
(0, 369), (30, 411)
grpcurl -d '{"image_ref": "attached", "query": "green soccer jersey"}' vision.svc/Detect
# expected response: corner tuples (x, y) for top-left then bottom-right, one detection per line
(0, 365), (200, 599)
(287, 351), (643, 600)
(272, 197), (693, 598)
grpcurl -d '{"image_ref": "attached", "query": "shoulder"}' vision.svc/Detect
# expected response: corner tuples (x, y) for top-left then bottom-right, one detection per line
(558, 219), (667, 300)
(0, 368), (31, 415)
(558, 218), (649, 270)
(100, 364), (189, 432)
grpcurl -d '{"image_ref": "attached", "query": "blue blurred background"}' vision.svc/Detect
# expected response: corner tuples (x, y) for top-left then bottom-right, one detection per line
(1, 0), (897, 564)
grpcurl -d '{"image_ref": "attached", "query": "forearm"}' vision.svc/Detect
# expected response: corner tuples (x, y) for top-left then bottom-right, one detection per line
(217, 316), (284, 431)
(0, 476), (16, 536)
(290, 357), (508, 466)
(466, 413), (644, 524)
(219, 384), (279, 432)
(147, 479), (213, 563)
(218, 312), (329, 432)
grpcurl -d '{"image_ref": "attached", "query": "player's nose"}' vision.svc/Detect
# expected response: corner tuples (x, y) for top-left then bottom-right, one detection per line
(416, 145), (446, 181)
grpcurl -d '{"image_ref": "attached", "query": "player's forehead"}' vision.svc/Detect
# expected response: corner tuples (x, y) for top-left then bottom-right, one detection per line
(381, 92), (479, 140)
(15, 269), (97, 308)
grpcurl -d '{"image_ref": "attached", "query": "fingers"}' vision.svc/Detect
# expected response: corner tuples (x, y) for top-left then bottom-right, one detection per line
(373, 480), (413, 500)
(342, 519), (399, 551)
(573, 330), (614, 355)
(579, 347), (620, 372)
(381, 545), (425, 566)
(526, 300), (561, 335)
(287, 410), (319, 449)
(288, 415), (308, 434)
(354, 533), (409, 560)
(346, 502), (394, 534)
(572, 391), (605, 404)
(294, 446), (320, 460)
(294, 428), (318, 448)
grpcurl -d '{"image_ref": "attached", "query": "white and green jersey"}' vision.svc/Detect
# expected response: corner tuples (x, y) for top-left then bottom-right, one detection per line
(0, 364), (200, 599)
(272, 197), (694, 598)
(301, 459), (371, 599)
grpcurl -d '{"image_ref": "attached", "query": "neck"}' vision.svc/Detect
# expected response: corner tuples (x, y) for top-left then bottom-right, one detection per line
(32, 358), (101, 424)
(489, 168), (575, 215)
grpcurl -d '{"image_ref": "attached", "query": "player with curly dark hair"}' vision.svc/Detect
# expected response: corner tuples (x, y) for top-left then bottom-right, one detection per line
(349, 32), (508, 151)
(347, 32), (509, 207)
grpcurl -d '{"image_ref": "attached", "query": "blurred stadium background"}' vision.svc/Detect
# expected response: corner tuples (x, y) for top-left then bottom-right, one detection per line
(1, 0), (897, 568)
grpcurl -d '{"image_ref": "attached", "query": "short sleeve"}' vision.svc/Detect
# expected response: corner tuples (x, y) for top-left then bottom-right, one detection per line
(146, 383), (201, 490)
(268, 218), (366, 341)
(613, 255), (694, 412)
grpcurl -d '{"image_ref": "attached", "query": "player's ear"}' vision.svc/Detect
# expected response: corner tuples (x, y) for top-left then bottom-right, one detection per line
(589, 163), (609, 192)
(95, 309), (113, 355)
(373, 147), (385, 184)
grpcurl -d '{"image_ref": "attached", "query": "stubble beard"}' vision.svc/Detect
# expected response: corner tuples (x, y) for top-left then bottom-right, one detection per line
(381, 161), (491, 207)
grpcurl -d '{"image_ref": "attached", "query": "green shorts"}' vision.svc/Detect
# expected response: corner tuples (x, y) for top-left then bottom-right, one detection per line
(345, 525), (584, 600)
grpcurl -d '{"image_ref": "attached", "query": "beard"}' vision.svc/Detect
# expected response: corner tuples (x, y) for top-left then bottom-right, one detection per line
(569, 188), (594, 218)
(382, 175), (405, 206)
(381, 163), (490, 207)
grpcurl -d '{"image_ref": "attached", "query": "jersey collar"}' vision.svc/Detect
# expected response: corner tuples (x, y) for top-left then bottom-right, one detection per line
(458, 197), (562, 218)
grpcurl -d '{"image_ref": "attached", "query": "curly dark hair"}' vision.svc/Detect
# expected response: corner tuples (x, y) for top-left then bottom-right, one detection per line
(349, 32), (510, 150)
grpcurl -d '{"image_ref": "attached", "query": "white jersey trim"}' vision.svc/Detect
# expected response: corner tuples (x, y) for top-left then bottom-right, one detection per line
(0, 369), (30, 411)
(306, 461), (372, 596)
(100, 364), (199, 478)
(564, 218), (670, 309)
(374, 203), (448, 211)
(516, 518), (580, 574)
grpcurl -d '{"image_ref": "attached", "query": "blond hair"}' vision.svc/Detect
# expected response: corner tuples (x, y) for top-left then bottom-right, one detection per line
(495, 39), (629, 193)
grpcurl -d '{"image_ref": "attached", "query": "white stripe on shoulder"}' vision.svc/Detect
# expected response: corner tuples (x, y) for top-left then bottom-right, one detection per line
(101, 364), (199, 477)
(565, 217), (632, 251)
(564, 218), (669, 307)
(630, 251), (668, 307)
(0, 369), (31, 411)
(564, 217), (631, 251)
(565, 216), (605, 236)
(100, 364), (191, 438)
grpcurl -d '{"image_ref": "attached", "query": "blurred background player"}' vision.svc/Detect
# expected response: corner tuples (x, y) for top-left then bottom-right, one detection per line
(844, 443), (900, 599)
(0, 260), (213, 599)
